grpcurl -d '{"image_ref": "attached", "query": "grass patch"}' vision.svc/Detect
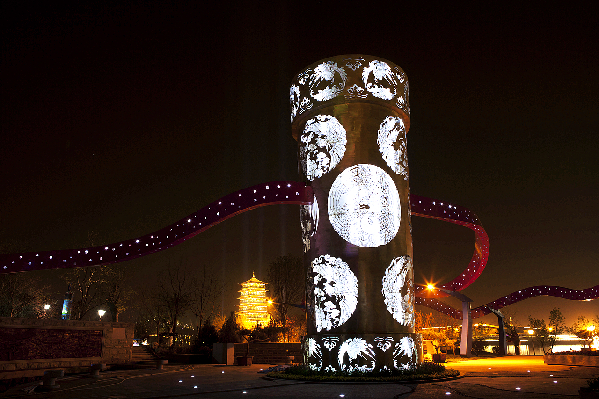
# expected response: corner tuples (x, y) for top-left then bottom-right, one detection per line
(267, 362), (460, 382)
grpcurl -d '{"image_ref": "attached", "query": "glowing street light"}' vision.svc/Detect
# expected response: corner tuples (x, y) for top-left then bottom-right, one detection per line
(587, 325), (596, 332)
(528, 329), (534, 335)
(98, 309), (106, 320)
(43, 304), (51, 310)
(425, 283), (473, 357)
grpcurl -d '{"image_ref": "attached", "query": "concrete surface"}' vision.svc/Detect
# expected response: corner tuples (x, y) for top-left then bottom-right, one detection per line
(2, 356), (598, 398)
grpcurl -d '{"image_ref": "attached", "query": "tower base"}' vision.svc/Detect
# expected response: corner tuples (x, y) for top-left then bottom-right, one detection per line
(304, 333), (422, 373)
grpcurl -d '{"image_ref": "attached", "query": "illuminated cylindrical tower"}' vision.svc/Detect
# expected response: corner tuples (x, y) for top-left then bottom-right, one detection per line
(292, 55), (420, 372)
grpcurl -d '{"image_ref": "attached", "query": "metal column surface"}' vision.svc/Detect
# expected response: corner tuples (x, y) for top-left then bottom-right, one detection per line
(291, 55), (421, 372)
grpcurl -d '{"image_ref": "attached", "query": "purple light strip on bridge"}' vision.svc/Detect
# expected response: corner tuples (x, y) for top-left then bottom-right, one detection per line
(416, 285), (599, 320)
(1, 181), (311, 273)
(3, 181), (596, 318)
(410, 194), (490, 296)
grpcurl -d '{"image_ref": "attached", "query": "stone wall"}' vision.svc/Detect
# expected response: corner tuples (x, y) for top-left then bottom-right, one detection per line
(234, 342), (303, 364)
(544, 353), (599, 367)
(0, 317), (134, 379)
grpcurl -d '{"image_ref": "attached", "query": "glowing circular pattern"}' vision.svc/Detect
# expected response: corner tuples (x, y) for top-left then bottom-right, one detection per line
(309, 255), (358, 332)
(382, 256), (414, 327)
(299, 115), (347, 181)
(377, 116), (408, 178)
(362, 60), (397, 100)
(337, 338), (376, 372)
(328, 164), (400, 247)
(309, 61), (347, 102)
(300, 195), (319, 253)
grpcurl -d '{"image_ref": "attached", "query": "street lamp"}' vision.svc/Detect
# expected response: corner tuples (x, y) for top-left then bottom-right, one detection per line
(426, 284), (473, 357)
(43, 304), (51, 318)
(98, 309), (106, 321)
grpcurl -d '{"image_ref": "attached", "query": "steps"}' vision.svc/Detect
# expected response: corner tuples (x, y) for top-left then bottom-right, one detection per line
(131, 346), (158, 363)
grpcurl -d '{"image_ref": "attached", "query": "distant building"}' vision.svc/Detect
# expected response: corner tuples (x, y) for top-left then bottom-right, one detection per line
(238, 272), (269, 329)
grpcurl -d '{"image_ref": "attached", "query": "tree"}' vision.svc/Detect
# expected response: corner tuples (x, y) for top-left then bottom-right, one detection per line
(103, 265), (135, 322)
(218, 311), (242, 343)
(190, 264), (224, 338)
(547, 307), (566, 353)
(528, 316), (550, 354)
(63, 266), (106, 320)
(0, 273), (51, 318)
(134, 285), (170, 343)
(414, 310), (460, 353)
(267, 254), (304, 341)
(569, 315), (596, 349)
(155, 261), (195, 346)
(505, 319), (521, 355)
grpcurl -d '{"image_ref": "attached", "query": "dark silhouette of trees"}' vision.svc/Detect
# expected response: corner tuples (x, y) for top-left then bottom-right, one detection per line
(0, 273), (51, 318)
(191, 264), (224, 337)
(218, 311), (242, 343)
(528, 316), (549, 354)
(155, 261), (195, 346)
(267, 254), (303, 341)
(548, 307), (565, 352)
(63, 266), (106, 320)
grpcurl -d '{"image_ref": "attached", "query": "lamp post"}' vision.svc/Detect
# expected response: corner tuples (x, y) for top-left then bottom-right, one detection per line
(426, 284), (473, 357)
(98, 309), (106, 321)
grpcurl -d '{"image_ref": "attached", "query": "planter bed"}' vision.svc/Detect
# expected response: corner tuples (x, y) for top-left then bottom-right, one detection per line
(544, 354), (599, 367)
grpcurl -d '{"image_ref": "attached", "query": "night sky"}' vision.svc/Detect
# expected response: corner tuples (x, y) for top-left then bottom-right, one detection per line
(2, 3), (597, 326)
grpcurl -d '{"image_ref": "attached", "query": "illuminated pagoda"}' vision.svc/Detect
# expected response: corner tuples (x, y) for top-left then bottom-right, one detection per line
(238, 272), (269, 329)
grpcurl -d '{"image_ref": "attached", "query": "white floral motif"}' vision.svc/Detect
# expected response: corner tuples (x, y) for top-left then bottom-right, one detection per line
(309, 61), (347, 102)
(338, 338), (376, 372)
(306, 338), (323, 371)
(345, 83), (368, 99)
(393, 337), (416, 370)
(362, 60), (397, 100)
(323, 336), (340, 350)
(374, 337), (394, 352)
(344, 57), (364, 71)
(309, 255), (358, 332)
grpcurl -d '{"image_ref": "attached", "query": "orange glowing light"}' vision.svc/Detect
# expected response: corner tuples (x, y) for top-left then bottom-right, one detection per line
(427, 284), (435, 291)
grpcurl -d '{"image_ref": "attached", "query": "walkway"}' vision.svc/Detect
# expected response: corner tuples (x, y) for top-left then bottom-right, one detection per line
(3, 356), (597, 398)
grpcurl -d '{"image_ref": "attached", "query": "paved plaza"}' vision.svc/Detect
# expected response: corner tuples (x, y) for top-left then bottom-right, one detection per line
(3, 356), (598, 398)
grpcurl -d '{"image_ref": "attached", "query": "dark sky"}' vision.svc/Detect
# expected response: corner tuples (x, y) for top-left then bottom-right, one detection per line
(1, 3), (597, 326)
